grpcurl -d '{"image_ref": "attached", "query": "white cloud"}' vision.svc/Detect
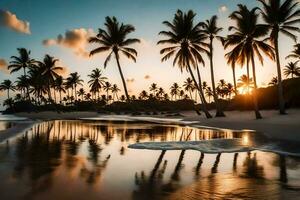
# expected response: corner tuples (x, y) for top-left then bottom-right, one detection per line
(43, 28), (95, 58)
(0, 10), (31, 34)
(126, 78), (135, 83)
(219, 5), (228, 13)
(144, 74), (151, 79)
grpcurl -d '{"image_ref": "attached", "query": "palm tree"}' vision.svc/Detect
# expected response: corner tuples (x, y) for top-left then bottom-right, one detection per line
(111, 84), (120, 101)
(238, 75), (254, 94)
(15, 75), (29, 99)
(139, 90), (148, 100)
(183, 78), (194, 99)
(258, 0), (300, 114)
(89, 16), (140, 101)
(269, 77), (278, 86)
(158, 10), (212, 118)
(8, 48), (38, 99)
(224, 48), (238, 95)
(179, 90), (185, 99)
(28, 66), (47, 105)
(77, 88), (85, 101)
(170, 83), (180, 100)
(286, 43), (300, 61)
(157, 87), (165, 100)
(88, 68), (107, 99)
(103, 81), (112, 101)
(200, 15), (225, 117)
(0, 80), (15, 99)
(149, 83), (158, 96)
(54, 76), (65, 104)
(283, 61), (300, 78)
(225, 4), (275, 119)
(205, 87), (213, 103)
(40, 55), (63, 101)
(68, 72), (83, 101)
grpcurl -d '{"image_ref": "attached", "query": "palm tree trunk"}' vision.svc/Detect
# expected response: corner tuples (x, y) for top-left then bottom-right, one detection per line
(7, 89), (9, 99)
(75, 85), (77, 101)
(23, 67), (30, 101)
(114, 51), (130, 101)
(53, 88), (57, 104)
(187, 63), (212, 119)
(232, 63), (237, 95)
(209, 37), (225, 117)
(250, 53), (262, 119)
(246, 58), (250, 94)
(59, 91), (62, 104)
(274, 33), (286, 114)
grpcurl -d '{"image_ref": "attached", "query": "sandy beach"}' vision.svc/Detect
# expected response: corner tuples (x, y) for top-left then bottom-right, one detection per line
(1, 109), (296, 142)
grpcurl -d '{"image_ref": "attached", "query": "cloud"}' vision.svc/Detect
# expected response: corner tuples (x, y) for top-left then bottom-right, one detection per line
(126, 78), (135, 83)
(43, 28), (94, 58)
(0, 10), (31, 34)
(144, 75), (151, 80)
(0, 59), (9, 74)
(219, 5), (228, 13)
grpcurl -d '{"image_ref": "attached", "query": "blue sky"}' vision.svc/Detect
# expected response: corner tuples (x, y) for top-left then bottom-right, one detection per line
(0, 0), (298, 104)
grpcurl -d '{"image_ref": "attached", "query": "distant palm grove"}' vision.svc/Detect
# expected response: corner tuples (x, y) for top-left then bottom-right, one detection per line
(1, 0), (300, 119)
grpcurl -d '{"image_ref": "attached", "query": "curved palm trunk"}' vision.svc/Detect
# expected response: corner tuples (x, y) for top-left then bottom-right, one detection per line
(232, 63), (237, 95)
(246, 59), (250, 94)
(209, 37), (225, 117)
(7, 89), (10, 99)
(74, 85), (77, 101)
(274, 33), (286, 114)
(23, 67), (30, 101)
(114, 51), (130, 101)
(187, 63), (212, 119)
(250, 53), (262, 119)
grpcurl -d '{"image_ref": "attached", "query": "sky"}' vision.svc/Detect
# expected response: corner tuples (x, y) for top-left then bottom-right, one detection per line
(0, 0), (299, 103)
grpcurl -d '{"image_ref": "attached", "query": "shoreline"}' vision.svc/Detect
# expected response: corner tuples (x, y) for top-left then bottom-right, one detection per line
(0, 109), (299, 142)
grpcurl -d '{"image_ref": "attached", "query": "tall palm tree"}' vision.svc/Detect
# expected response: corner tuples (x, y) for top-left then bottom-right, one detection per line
(286, 43), (300, 61)
(28, 66), (47, 105)
(8, 48), (38, 99)
(0, 80), (15, 99)
(40, 55), (63, 101)
(200, 15), (225, 117)
(170, 82), (180, 100)
(68, 72), (83, 101)
(225, 4), (275, 119)
(183, 78), (194, 99)
(224, 48), (238, 95)
(258, 0), (300, 114)
(157, 10), (212, 118)
(111, 84), (120, 101)
(54, 76), (66, 103)
(88, 68), (107, 99)
(283, 61), (300, 78)
(89, 16), (140, 101)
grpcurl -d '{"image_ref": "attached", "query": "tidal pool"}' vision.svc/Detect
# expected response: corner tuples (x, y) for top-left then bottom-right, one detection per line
(0, 120), (299, 200)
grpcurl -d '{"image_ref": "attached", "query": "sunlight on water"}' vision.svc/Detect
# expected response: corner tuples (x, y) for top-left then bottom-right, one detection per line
(0, 120), (299, 200)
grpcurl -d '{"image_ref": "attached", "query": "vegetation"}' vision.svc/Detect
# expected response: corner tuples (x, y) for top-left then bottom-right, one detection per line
(2, 0), (300, 120)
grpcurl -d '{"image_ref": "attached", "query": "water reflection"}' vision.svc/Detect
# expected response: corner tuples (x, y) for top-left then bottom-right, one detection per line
(0, 120), (299, 200)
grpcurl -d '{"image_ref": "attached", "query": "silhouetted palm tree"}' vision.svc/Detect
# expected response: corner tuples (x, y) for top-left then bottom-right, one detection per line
(149, 83), (158, 96)
(68, 72), (83, 101)
(40, 55), (63, 101)
(224, 48), (238, 95)
(139, 90), (148, 100)
(284, 61), (300, 78)
(286, 43), (300, 61)
(200, 15), (225, 117)
(238, 74), (254, 93)
(54, 76), (65, 104)
(0, 79), (15, 99)
(225, 4), (275, 119)
(158, 10), (212, 118)
(258, 0), (300, 114)
(103, 81), (112, 101)
(8, 48), (38, 99)
(156, 87), (165, 100)
(89, 16), (140, 101)
(170, 82), (180, 100)
(183, 78), (194, 99)
(15, 75), (29, 99)
(88, 68), (107, 99)
(77, 88), (85, 100)
(111, 84), (120, 101)
(269, 77), (278, 86)
(205, 86), (213, 103)
(28, 66), (47, 104)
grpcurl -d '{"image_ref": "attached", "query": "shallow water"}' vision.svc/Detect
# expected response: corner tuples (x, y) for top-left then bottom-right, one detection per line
(0, 120), (299, 200)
